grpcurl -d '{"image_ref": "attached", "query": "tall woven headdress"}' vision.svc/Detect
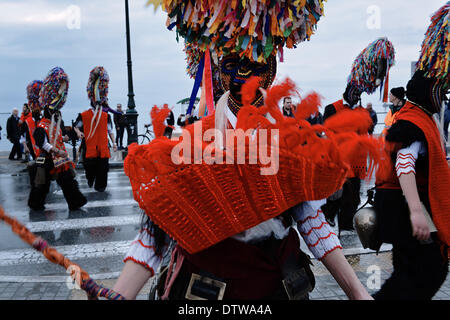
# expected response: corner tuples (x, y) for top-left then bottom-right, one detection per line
(347, 37), (395, 101)
(26, 80), (43, 113)
(87, 66), (110, 107)
(416, 2), (449, 90)
(405, 2), (449, 115)
(39, 67), (69, 111)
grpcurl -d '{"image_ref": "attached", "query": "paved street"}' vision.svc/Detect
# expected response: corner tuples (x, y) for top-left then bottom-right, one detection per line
(0, 151), (449, 301)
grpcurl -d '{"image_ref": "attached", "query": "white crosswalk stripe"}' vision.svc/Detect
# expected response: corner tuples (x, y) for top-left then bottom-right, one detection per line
(0, 241), (133, 266)
(53, 185), (132, 195)
(24, 214), (140, 233)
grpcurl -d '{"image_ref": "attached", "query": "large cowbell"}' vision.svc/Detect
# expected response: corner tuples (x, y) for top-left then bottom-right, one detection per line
(353, 207), (382, 252)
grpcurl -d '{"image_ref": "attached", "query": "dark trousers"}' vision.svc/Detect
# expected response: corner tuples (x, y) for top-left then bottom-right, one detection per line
(116, 126), (125, 148)
(322, 177), (361, 232)
(9, 139), (22, 160)
(28, 164), (87, 211)
(83, 157), (109, 192)
(373, 240), (448, 300)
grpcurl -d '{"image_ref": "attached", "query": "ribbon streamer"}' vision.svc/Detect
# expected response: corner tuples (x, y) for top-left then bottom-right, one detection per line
(0, 206), (125, 300)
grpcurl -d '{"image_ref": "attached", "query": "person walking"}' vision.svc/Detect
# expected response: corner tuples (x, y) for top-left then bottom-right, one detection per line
(113, 104), (127, 150)
(321, 38), (395, 233)
(374, 4), (449, 300)
(114, 0), (376, 301)
(6, 108), (22, 160)
(74, 66), (117, 193)
(28, 67), (87, 211)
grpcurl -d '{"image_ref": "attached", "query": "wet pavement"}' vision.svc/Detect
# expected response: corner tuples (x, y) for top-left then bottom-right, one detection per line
(0, 150), (449, 300)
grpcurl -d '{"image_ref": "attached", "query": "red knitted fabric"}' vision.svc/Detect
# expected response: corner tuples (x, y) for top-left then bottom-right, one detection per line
(124, 78), (383, 254)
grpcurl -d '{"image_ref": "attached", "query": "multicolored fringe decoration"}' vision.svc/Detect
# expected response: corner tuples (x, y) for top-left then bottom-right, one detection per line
(160, 0), (327, 63)
(87, 66), (110, 106)
(26, 80), (43, 112)
(185, 43), (203, 79)
(416, 2), (449, 82)
(39, 67), (69, 111)
(347, 37), (395, 99)
(0, 206), (125, 300)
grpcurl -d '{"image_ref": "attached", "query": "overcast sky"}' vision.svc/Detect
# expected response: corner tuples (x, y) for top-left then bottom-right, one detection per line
(0, 0), (445, 126)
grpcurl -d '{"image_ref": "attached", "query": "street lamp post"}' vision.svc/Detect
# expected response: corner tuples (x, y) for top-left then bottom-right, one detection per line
(125, 0), (138, 146)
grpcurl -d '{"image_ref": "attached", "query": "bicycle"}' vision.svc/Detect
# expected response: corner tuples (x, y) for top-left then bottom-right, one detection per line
(138, 123), (155, 145)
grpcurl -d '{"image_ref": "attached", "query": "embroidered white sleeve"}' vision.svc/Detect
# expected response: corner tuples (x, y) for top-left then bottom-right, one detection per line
(293, 200), (342, 260)
(123, 228), (164, 275)
(396, 141), (425, 177)
(42, 136), (53, 152)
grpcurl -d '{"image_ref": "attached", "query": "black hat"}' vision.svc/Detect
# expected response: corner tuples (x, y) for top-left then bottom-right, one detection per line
(390, 87), (405, 100)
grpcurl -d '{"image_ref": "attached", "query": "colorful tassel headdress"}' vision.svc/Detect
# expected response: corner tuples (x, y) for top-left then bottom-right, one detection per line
(125, 77), (384, 254)
(87, 66), (110, 106)
(347, 37), (395, 101)
(26, 80), (43, 113)
(158, 0), (327, 63)
(416, 2), (449, 89)
(39, 67), (69, 111)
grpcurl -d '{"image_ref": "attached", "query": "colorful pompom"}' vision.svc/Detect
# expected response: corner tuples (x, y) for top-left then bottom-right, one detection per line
(26, 80), (43, 112)
(87, 66), (110, 105)
(39, 67), (69, 110)
(347, 37), (395, 95)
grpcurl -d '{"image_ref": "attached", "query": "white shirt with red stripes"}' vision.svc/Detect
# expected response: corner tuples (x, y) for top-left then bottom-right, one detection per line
(395, 141), (426, 178)
(123, 228), (167, 275)
(292, 199), (343, 260)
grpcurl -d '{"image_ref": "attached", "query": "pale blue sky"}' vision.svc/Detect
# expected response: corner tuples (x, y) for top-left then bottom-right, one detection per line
(0, 0), (445, 150)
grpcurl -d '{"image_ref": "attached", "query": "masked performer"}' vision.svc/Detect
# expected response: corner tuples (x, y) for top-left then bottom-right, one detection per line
(28, 67), (87, 211)
(74, 67), (117, 192)
(321, 38), (395, 232)
(114, 0), (381, 300)
(373, 3), (449, 300)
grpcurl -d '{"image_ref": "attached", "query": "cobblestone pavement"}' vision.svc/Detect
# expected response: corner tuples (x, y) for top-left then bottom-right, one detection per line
(0, 252), (449, 300)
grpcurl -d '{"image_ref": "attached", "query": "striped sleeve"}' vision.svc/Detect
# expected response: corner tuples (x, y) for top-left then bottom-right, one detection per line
(395, 141), (425, 178)
(123, 228), (164, 276)
(293, 200), (342, 260)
